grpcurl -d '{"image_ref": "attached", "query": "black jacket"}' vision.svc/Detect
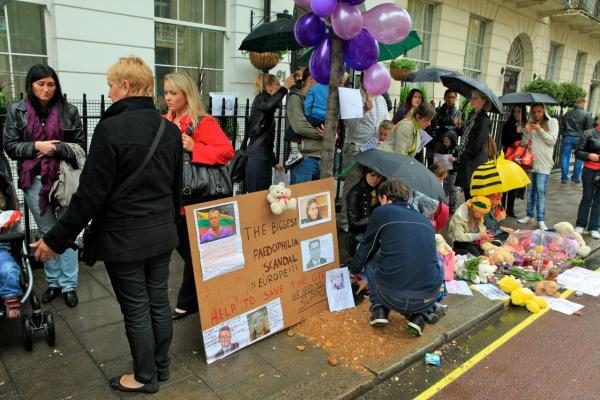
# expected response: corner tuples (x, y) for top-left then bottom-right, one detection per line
(561, 106), (594, 137)
(455, 111), (490, 189)
(501, 119), (523, 151)
(3, 99), (86, 164)
(43, 97), (183, 262)
(247, 88), (288, 161)
(432, 104), (462, 138)
(575, 128), (600, 162)
(346, 178), (379, 235)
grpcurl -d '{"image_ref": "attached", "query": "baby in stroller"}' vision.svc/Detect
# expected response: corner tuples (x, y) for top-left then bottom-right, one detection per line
(0, 207), (23, 319)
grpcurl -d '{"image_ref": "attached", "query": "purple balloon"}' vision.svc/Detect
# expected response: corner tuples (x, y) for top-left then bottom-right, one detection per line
(341, 0), (365, 4)
(344, 29), (379, 71)
(311, 0), (337, 18)
(331, 3), (363, 40)
(363, 63), (391, 96)
(363, 3), (412, 44)
(294, 12), (327, 48)
(294, 0), (312, 7)
(309, 37), (332, 85)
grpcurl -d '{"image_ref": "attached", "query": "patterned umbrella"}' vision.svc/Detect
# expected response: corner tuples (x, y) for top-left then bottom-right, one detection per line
(470, 152), (531, 196)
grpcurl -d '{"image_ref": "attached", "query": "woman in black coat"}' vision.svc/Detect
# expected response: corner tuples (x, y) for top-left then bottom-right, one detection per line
(575, 126), (600, 236)
(244, 73), (295, 193)
(455, 91), (492, 200)
(32, 57), (183, 394)
(501, 105), (527, 217)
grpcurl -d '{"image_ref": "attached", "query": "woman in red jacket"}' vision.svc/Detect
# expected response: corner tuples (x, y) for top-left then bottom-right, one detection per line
(163, 72), (234, 320)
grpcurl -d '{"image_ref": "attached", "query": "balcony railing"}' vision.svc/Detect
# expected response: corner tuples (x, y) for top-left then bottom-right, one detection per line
(562, 0), (600, 19)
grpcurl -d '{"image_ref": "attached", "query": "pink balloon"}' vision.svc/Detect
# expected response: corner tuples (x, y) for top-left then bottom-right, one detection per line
(363, 63), (391, 96)
(294, 0), (312, 7)
(363, 3), (412, 44)
(311, 0), (337, 18)
(331, 3), (363, 40)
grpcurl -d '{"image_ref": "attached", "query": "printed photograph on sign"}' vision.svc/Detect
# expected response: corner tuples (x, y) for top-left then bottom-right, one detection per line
(195, 202), (245, 281)
(298, 192), (331, 229)
(203, 298), (285, 364)
(325, 267), (355, 312)
(209, 92), (237, 117)
(301, 233), (334, 271)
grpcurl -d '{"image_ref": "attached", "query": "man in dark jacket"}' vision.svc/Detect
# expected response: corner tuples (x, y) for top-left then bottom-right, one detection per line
(431, 89), (462, 139)
(349, 179), (444, 336)
(561, 98), (594, 183)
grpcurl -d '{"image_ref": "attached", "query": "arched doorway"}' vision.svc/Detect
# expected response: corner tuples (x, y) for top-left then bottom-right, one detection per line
(503, 37), (524, 95)
(589, 62), (600, 116)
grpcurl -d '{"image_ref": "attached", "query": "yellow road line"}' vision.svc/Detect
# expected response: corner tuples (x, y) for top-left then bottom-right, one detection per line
(414, 267), (599, 400)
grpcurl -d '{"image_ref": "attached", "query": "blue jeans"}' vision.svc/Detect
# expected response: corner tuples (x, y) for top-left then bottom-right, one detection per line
(526, 172), (549, 221)
(363, 260), (437, 317)
(24, 176), (78, 291)
(0, 244), (21, 299)
(576, 168), (600, 231)
(290, 156), (321, 184)
(561, 136), (583, 182)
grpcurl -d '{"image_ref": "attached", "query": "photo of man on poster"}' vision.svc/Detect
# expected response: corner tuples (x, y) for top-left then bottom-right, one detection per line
(200, 208), (234, 244)
(306, 239), (328, 269)
(213, 326), (239, 359)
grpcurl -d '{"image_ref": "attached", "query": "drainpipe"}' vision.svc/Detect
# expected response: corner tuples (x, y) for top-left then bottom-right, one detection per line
(264, 0), (271, 22)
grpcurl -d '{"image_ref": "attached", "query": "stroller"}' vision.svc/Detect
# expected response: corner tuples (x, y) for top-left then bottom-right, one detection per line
(0, 154), (55, 351)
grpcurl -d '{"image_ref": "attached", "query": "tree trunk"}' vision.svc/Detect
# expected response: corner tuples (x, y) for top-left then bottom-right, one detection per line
(320, 35), (344, 178)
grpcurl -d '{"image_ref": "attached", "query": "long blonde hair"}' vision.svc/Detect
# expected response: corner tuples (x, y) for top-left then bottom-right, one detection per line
(254, 73), (279, 95)
(163, 71), (206, 127)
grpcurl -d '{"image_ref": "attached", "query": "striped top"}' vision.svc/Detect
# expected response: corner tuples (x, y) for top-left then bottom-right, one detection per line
(470, 159), (504, 195)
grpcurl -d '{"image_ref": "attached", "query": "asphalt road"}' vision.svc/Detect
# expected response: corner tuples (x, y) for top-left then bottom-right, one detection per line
(358, 288), (600, 400)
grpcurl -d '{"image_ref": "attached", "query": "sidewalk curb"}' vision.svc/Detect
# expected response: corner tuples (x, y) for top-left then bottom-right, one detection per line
(339, 301), (505, 400)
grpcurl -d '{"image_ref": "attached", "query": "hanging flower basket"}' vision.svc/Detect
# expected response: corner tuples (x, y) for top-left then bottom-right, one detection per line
(249, 52), (280, 72)
(390, 66), (413, 81)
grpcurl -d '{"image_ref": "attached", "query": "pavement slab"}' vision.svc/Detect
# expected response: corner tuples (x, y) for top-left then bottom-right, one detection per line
(98, 354), (193, 388)
(143, 377), (220, 400)
(10, 351), (104, 400)
(216, 364), (294, 400)
(78, 322), (129, 364)
(59, 296), (123, 334)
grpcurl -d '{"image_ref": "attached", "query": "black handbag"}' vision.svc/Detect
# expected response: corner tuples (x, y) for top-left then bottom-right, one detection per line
(182, 123), (233, 204)
(229, 131), (270, 183)
(81, 118), (166, 266)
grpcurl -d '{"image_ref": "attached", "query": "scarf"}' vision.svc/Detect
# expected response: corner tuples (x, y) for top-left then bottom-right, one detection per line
(456, 110), (482, 162)
(20, 98), (63, 215)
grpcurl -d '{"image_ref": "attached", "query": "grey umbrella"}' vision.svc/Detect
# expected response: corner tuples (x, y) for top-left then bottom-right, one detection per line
(355, 150), (446, 201)
(440, 73), (504, 114)
(499, 92), (558, 106)
(405, 67), (458, 83)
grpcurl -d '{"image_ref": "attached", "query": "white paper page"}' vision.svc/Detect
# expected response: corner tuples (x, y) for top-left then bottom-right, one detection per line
(433, 153), (453, 170)
(325, 267), (356, 312)
(338, 88), (364, 120)
(471, 284), (510, 302)
(417, 129), (433, 153)
(540, 296), (584, 315)
(446, 280), (473, 296)
(557, 267), (600, 297)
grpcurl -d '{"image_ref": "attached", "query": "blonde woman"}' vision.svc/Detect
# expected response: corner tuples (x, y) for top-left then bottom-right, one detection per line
(245, 73), (295, 192)
(32, 56), (183, 394)
(162, 71), (234, 320)
(382, 102), (436, 157)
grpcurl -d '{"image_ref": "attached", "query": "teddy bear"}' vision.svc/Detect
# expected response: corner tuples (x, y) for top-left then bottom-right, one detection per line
(266, 182), (297, 215)
(481, 243), (515, 267)
(553, 221), (591, 258)
(455, 257), (497, 284)
(534, 280), (560, 298)
(498, 275), (548, 313)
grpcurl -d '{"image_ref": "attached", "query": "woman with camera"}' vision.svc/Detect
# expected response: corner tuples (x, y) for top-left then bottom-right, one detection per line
(575, 124), (600, 239)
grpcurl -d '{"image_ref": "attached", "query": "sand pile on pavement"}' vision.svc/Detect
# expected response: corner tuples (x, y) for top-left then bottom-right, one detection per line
(294, 301), (417, 369)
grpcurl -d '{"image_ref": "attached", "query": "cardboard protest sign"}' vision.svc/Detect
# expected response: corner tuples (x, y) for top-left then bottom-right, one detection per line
(185, 178), (339, 363)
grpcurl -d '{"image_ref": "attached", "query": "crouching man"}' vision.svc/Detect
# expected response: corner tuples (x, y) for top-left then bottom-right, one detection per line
(349, 178), (445, 336)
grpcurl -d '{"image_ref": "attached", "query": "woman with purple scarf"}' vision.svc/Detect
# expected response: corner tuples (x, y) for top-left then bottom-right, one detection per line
(3, 64), (85, 308)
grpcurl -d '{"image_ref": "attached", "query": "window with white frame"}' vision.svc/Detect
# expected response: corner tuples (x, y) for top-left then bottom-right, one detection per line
(406, 0), (434, 71)
(545, 42), (561, 81)
(573, 51), (587, 85)
(154, 0), (226, 97)
(463, 16), (487, 80)
(0, 1), (47, 98)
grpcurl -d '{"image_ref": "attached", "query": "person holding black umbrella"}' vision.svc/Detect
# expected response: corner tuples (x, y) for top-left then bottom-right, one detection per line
(455, 91), (492, 200)
(501, 105), (528, 217)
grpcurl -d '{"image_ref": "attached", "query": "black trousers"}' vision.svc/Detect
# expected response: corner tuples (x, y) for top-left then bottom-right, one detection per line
(105, 252), (173, 384)
(175, 215), (199, 312)
(245, 146), (273, 193)
(453, 241), (483, 256)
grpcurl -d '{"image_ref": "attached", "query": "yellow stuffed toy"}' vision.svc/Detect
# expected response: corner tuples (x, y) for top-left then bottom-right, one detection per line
(498, 276), (548, 313)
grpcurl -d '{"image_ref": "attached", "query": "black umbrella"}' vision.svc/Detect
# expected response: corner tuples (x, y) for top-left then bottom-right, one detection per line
(499, 92), (558, 106)
(355, 150), (446, 201)
(440, 73), (504, 114)
(238, 12), (302, 53)
(405, 67), (458, 83)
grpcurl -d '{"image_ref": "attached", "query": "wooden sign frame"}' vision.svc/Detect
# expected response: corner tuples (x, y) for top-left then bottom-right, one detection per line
(185, 178), (339, 363)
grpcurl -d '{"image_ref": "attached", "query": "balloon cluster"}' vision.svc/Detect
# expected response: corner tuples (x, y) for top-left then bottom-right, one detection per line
(294, 0), (412, 96)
